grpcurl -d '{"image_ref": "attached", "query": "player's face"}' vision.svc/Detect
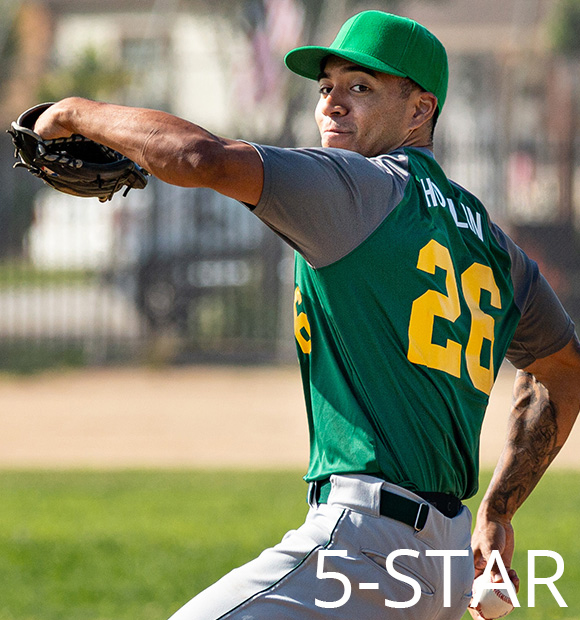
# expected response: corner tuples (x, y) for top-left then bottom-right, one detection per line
(315, 56), (419, 157)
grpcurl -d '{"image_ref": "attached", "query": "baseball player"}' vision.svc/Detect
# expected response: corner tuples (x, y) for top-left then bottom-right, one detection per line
(32, 10), (580, 620)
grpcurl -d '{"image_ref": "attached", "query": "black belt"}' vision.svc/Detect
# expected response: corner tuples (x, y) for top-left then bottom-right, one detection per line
(415, 491), (463, 519)
(312, 479), (462, 532)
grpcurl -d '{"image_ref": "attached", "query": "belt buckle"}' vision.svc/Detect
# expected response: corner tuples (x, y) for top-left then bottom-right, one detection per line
(414, 502), (429, 532)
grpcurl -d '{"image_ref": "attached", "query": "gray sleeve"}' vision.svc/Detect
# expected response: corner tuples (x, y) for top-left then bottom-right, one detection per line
(491, 223), (576, 368)
(249, 144), (409, 268)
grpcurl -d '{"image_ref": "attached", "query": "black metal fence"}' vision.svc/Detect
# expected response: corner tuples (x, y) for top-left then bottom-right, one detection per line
(0, 139), (289, 370)
(122, 180), (286, 363)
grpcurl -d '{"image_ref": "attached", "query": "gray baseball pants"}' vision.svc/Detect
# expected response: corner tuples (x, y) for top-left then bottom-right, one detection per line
(167, 474), (474, 619)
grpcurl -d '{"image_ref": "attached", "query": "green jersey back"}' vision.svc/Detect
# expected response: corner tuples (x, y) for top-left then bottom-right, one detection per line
(293, 148), (520, 499)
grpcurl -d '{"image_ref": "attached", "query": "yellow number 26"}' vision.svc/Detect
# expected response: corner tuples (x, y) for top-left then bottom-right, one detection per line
(407, 239), (501, 395)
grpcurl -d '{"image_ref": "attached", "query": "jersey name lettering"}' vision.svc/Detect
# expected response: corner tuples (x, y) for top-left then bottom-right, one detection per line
(419, 177), (483, 242)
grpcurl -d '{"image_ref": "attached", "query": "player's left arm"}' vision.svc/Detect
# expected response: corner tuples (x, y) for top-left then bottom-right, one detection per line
(470, 333), (580, 587)
(32, 97), (263, 205)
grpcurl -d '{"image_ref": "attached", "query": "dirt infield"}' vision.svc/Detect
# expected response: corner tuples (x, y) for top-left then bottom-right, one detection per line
(0, 363), (578, 470)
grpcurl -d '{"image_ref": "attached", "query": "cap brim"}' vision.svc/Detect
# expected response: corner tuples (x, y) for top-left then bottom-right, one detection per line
(284, 45), (407, 81)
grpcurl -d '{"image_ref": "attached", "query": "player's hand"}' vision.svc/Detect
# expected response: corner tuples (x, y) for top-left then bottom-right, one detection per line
(468, 604), (485, 619)
(471, 515), (519, 581)
(33, 99), (75, 140)
(468, 515), (520, 618)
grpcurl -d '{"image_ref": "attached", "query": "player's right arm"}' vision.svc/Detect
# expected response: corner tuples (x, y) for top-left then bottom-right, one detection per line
(470, 333), (580, 583)
(32, 97), (264, 206)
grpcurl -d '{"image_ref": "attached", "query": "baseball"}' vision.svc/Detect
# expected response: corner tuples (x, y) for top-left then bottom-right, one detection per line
(469, 575), (515, 619)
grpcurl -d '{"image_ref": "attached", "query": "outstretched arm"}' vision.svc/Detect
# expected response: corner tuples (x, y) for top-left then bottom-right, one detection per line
(32, 97), (264, 205)
(470, 334), (580, 598)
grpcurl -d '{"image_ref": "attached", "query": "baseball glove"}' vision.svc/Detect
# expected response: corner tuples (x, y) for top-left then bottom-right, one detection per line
(7, 102), (149, 202)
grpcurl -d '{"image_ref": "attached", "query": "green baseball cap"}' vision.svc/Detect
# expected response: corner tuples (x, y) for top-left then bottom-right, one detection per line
(285, 11), (448, 113)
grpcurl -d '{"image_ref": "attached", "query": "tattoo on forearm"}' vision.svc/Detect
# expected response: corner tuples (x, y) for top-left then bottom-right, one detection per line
(489, 370), (561, 517)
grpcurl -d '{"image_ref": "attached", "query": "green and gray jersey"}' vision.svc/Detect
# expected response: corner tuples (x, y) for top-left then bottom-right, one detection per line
(250, 145), (574, 499)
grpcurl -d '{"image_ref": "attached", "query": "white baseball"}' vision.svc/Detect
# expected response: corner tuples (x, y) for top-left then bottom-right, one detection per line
(469, 575), (515, 619)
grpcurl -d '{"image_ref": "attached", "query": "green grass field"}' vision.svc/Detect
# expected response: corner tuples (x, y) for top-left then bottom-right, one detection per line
(0, 469), (577, 620)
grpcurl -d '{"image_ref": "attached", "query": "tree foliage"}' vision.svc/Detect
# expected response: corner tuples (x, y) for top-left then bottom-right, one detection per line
(549, 0), (580, 58)
(38, 47), (130, 102)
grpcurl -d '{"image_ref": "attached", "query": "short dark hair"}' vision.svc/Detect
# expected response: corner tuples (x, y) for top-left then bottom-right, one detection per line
(399, 77), (439, 139)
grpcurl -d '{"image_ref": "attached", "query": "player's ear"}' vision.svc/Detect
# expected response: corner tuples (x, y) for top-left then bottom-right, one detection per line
(411, 91), (438, 130)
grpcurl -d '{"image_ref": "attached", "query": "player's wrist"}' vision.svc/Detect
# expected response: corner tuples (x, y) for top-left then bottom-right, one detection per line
(53, 97), (88, 134)
(476, 499), (514, 525)
(47, 97), (98, 137)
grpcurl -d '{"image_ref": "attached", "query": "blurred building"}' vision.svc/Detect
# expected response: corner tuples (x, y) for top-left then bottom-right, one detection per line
(3, 0), (576, 212)
(7, 0), (306, 140)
